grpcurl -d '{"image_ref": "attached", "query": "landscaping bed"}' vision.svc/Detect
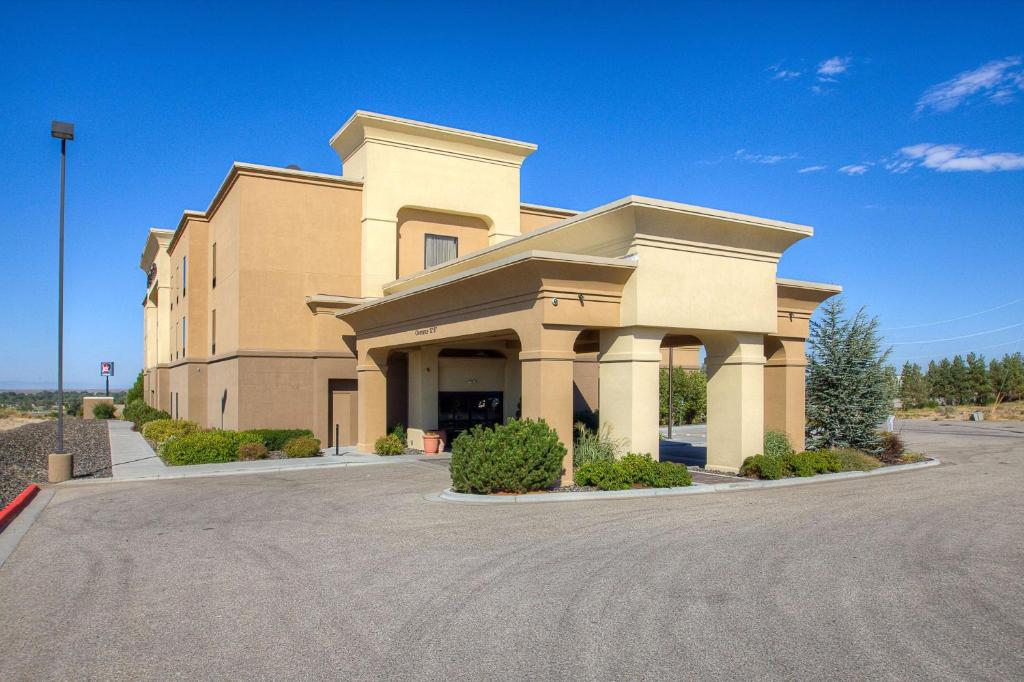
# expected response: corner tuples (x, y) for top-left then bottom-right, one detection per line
(739, 431), (929, 481)
(136, 420), (323, 466)
(0, 418), (111, 507)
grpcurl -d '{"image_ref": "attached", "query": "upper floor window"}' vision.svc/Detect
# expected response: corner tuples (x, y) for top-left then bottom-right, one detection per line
(211, 243), (217, 288)
(424, 234), (458, 269)
(211, 309), (216, 355)
(182, 316), (187, 357)
(182, 256), (187, 297)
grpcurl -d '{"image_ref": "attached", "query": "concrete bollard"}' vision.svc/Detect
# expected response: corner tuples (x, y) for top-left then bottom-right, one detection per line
(48, 453), (73, 483)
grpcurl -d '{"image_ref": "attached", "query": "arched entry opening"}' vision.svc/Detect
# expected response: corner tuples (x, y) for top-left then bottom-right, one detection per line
(659, 334), (708, 466)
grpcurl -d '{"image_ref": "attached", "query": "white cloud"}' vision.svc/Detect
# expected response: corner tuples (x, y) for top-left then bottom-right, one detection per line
(916, 56), (1024, 113)
(890, 143), (1024, 172)
(798, 165), (827, 173)
(768, 63), (802, 80)
(735, 149), (799, 164)
(838, 164), (870, 176)
(817, 56), (851, 81)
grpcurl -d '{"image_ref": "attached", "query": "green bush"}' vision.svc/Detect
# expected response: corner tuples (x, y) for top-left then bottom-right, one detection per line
(879, 431), (905, 460)
(238, 442), (269, 461)
(282, 435), (322, 458)
(92, 402), (116, 419)
(574, 459), (631, 490)
(243, 429), (315, 451)
(390, 423), (407, 445)
(831, 448), (881, 471)
(450, 418), (565, 494)
(374, 434), (405, 456)
(781, 450), (840, 477)
(572, 422), (621, 467)
(740, 454), (787, 480)
(660, 368), (707, 425)
(123, 398), (170, 430)
(161, 430), (262, 466)
(575, 453), (693, 490)
(763, 430), (795, 458)
(142, 419), (200, 444)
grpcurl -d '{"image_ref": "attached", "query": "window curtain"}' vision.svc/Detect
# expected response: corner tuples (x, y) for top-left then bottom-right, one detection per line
(424, 234), (458, 268)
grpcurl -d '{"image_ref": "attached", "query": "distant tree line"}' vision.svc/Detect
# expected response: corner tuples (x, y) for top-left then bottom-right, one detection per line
(899, 352), (1024, 408)
(0, 389), (127, 416)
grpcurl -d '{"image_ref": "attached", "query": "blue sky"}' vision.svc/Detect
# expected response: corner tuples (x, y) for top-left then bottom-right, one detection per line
(2, 1), (1022, 388)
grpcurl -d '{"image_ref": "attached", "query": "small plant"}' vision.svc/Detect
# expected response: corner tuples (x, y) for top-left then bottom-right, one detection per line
(237, 442), (269, 461)
(574, 459), (631, 490)
(123, 398), (170, 430)
(449, 418), (565, 494)
(282, 435), (322, 458)
(763, 430), (795, 458)
(831, 447), (881, 471)
(390, 423), (407, 445)
(879, 431), (905, 462)
(898, 452), (926, 463)
(243, 429), (315, 451)
(782, 450), (842, 477)
(92, 402), (116, 419)
(142, 418), (200, 445)
(374, 434), (405, 456)
(572, 422), (622, 467)
(740, 454), (786, 480)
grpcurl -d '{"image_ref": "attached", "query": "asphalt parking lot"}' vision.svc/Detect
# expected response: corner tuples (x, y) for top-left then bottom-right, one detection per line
(1, 419), (1022, 680)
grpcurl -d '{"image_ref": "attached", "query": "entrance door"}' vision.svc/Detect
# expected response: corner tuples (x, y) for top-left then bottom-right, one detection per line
(438, 391), (503, 440)
(331, 390), (358, 447)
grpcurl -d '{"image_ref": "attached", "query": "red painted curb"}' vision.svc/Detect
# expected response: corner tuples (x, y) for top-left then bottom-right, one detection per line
(0, 484), (41, 533)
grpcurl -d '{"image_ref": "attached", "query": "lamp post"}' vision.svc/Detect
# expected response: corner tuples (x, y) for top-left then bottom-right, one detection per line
(49, 120), (74, 484)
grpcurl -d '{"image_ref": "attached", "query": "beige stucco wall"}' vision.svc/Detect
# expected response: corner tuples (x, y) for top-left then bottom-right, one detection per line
(520, 205), (575, 234)
(437, 357), (506, 392)
(397, 208), (489, 279)
(237, 173), (362, 352)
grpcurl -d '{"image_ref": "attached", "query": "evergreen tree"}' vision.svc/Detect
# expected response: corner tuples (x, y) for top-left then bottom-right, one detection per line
(899, 362), (930, 408)
(805, 297), (893, 452)
(925, 360), (944, 402)
(991, 353), (1024, 404)
(966, 353), (991, 404)
(949, 355), (971, 405)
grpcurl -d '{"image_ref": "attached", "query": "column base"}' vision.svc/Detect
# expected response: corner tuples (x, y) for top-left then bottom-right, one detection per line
(48, 453), (73, 483)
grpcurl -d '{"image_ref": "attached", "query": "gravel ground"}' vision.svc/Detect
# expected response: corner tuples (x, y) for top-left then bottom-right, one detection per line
(0, 418), (111, 507)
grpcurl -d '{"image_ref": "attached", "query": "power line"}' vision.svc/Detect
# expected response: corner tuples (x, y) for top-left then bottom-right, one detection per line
(880, 296), (1024, 331)
(888, 321), (1024, 345)
(890, 336), (1024, 363)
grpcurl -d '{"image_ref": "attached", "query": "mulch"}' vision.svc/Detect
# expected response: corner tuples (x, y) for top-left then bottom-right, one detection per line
(0, 418), (112, 508)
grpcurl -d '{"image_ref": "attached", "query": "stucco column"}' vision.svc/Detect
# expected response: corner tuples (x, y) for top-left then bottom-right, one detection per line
(764, 336), (807, 452)
(357, 349), (388, 452)
(598, 327), (664, 459)
(406, 346), (440, 449)
(704, 333), (765, 473)
(360, 217), (398, 297)
(503, 347), (522, 422)
(519, 328), (578, 485)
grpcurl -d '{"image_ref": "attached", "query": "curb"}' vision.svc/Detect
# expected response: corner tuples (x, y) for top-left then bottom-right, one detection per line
(438, 458), (942, 504)
(0, 488), (55, 570)
(0, 484), (41, 532)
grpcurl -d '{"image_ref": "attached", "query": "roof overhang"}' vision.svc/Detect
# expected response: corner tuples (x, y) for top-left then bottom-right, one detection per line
(305, 294), (378, 315)
(139, 228), (174, 271)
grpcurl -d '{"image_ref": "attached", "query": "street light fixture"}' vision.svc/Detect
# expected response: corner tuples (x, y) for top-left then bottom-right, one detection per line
(49, 120), (74, 483)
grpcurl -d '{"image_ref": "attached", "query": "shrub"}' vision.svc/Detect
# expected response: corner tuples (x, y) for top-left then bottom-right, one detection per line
(123, 399), (170, 430)
(740, 454), (786, 480)
(572, 422), (621, 467)
(879, 431), (905, 461)
(390, 423), (407, 445)
(162, 430), (262, 466)
(763, 430), (795, 459)
(238, 442), (269, 461)
(282, 435), (322, 458)
(575, 453), (693, 490)
(92, 402), (116, 419)
(660, 367), (708, 425)
(142, 419), (200, 445)
(244, 428), (315, 451)
(449, 418), (565, 494)
(126, 371), (144, 406)
(374, 434), (405, 456)
(831, 447), (881, 471)
(782, 450), (843, 477)
(574, 459), (631, 490)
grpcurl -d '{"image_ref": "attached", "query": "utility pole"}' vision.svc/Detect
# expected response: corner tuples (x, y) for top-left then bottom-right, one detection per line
(49, 120), (74, 483)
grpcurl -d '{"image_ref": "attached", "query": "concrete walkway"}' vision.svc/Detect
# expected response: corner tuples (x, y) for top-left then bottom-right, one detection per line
(104, 421), (444, 481)
(107, 420), (168, 479)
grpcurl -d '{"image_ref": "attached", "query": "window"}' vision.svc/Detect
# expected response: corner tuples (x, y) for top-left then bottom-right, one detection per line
(182, 256), (187, 297)
(211, 243), (217, 288)
(211, 310), (216, 355)
(182, 316), (186, 357)
(424, 234), (458, 269)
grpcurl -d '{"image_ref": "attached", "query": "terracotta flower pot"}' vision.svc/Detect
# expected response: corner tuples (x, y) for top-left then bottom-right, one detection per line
(423, 434), (441, 454)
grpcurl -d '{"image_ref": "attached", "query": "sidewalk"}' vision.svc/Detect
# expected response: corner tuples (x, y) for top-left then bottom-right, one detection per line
(104, 421), (444, 481)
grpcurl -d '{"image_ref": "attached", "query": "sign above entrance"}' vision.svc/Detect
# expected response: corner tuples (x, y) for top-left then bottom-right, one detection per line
(414, 326), (437, 336)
